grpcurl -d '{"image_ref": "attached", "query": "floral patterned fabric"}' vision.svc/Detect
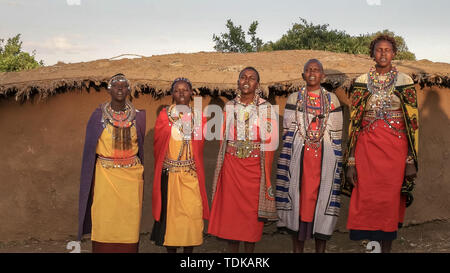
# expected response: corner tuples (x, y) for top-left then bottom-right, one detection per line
(342, 72), (419, 207)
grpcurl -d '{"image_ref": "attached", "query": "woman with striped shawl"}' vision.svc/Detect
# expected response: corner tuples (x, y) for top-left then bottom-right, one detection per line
(276, 59), (343, 253)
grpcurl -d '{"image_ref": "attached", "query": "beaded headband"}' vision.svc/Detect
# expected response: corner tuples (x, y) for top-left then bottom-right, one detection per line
(171, 77), (193, 93)
(108, 74), (131, 91)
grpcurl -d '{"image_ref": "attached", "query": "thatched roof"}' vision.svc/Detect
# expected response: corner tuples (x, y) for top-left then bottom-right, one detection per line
(1, 50), (449, 102)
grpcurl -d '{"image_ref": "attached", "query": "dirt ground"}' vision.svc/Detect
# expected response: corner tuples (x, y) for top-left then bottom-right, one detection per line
(0, 219), (448, 253)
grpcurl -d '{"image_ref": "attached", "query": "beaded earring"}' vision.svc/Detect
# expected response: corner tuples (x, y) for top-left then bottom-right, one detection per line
(234, 88), (242, 97)
(256, 88), (263, 98)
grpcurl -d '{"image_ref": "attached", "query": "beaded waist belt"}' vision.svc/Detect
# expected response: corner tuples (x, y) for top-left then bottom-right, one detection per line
(163, 157), (197, 176)
(97, 155), (141, 169)
(363, 110), (404, 120)
(226, 140), (260, 159)
(362, 110), (406, 136)
(163, 158), (195, 169)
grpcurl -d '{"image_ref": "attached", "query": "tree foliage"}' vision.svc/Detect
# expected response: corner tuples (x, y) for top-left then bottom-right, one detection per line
(212, 19), (262, 53)
(262, 18), (352, 53)
(0, 34), (44, 72)
(213, 18), (416, 60)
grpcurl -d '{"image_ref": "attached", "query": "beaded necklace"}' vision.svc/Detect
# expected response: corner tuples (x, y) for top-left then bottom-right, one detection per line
(101, 100), (136, 156)
(367, 66), (398, 116)
(368, 66), (398, 92)
(235, 92), (259, 106)
(365, 66), (405, 138)
(367, 66), (397, 110)
(233, 93), (259, 141)
(167, 104), (196, 140)
(167, 104), (197, 161)
(295, 87), (330, 157)
(102, 100), (136, 128)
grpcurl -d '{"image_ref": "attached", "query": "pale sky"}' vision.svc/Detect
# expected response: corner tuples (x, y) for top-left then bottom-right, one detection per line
(1, 0), (449, 66)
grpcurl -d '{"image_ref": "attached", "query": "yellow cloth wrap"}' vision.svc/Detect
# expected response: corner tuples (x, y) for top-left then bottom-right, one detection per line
(91, 124), (144, 243)
(163, 127), (203, 247)
(403, 102), (419, 157)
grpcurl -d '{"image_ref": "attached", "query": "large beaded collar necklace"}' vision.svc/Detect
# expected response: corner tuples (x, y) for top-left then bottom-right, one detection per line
(101, 101), (136, 152)
(367, 66), (398, 117)
(365, 66), (405, 138)
(368, 66), (398, 93)
(101, 100), (136, 128)
(167, 104), (199, 165)
(168, 104), (197, 140)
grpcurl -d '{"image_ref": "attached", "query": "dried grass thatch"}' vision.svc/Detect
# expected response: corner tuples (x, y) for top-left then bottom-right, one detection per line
(1, 50), (449, 102)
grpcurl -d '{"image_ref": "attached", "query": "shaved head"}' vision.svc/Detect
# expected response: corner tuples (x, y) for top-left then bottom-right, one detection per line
(303, 59), (324, 73)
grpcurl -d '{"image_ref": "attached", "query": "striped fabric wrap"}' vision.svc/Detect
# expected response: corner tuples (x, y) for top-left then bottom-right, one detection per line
(276, 128), (295, 210)
(276, 89), (343, 237)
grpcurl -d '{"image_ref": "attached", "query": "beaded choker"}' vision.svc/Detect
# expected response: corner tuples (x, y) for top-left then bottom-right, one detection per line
(235, 92), (259, 107)
(101, 100), (136, 128)
(368, 66), (398, 93)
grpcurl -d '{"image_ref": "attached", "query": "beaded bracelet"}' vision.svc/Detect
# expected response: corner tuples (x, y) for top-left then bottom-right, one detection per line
(406, 155), (415, 164)
(347, 157), (356, 167)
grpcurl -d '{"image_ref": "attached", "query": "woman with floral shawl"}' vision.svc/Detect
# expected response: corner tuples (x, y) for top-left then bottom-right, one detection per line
(342, 35), (419, 253)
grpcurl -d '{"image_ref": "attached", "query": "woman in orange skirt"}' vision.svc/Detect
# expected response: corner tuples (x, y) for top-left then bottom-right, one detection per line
(342, 35), (419, 253)
(208, 67), (277, 253)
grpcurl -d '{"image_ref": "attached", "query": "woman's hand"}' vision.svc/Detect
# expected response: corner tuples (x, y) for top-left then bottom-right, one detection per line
(346, 166), (358, 187)
(404, 163), (417, 179)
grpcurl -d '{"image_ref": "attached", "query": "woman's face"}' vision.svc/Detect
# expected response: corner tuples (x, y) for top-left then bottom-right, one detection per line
(172, 81), (192, 105)
(109, 80), (130, 103)
(373, 40), (395, 69)
(238, 69), (259, 96)
(303, 61), (324, 88)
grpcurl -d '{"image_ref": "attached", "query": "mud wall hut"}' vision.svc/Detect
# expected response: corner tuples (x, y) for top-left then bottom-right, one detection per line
(0, 50), (449, 242)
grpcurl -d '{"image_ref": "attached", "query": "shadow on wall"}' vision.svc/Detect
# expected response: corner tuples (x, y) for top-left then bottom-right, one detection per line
(412, 88), (450, 222)
(141, 103), (170, 235)
(142, 127), (155, 235)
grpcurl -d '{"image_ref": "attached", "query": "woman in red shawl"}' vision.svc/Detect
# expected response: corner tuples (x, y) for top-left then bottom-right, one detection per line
(150, 78), (209, 253)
